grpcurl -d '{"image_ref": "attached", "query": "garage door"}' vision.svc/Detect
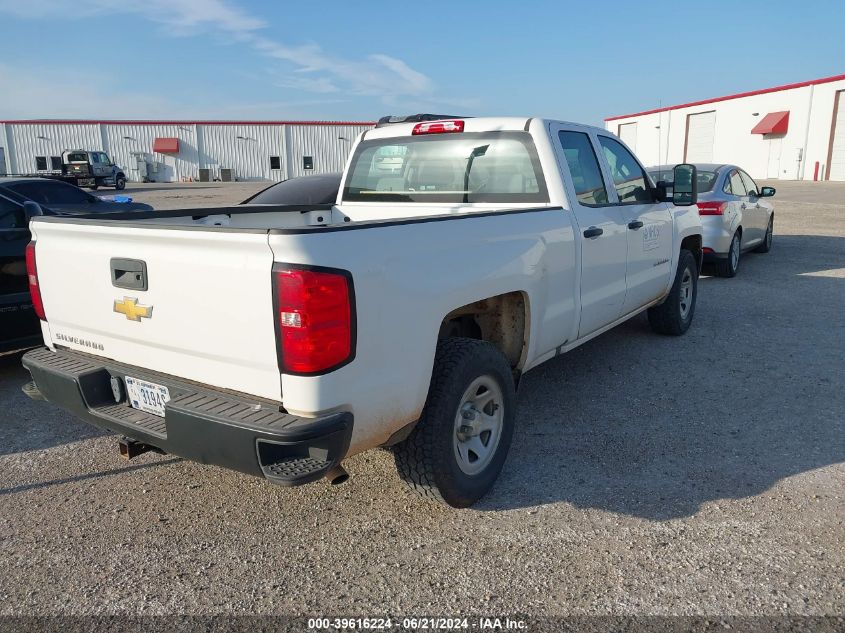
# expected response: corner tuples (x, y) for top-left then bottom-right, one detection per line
(828, 91), (845, 181)
(617, 122), (637, 151)
(685, 111), (716, 162)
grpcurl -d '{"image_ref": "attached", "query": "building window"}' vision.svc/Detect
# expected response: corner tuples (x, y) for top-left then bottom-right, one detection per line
(269, 156), (281, 170)
(50, 156), (62, 170)
(303, 156), (313, 170)
(35, 156), (48, 171)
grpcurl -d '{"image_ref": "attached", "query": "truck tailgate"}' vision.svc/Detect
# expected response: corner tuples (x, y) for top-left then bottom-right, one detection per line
(31, 221), (282, 401)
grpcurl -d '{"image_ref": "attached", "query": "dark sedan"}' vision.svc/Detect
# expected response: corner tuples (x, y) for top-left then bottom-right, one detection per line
(0, 177), (153, 215)
(0, 178), (153, 354)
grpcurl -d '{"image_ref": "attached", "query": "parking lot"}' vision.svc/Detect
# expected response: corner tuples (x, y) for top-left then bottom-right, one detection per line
(0, 180), (842, 617)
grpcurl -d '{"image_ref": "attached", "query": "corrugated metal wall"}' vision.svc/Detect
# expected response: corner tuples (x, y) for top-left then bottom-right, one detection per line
(199, 124), (286, 182)
(104, 123), (200, 183)
(287, 124), (372, 178)
(5, 123), (102, 174)
(0, 121), (373, 183)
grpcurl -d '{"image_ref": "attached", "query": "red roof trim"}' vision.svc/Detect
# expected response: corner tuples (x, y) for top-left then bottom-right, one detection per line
(751, 111), (789, 135)
(0, 119), (376, 126)
(605, 73), (845, 122)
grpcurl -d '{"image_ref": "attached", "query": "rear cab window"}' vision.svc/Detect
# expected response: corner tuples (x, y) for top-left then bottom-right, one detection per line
(342, 132), (549, 204)
(557, 131), (609, 206)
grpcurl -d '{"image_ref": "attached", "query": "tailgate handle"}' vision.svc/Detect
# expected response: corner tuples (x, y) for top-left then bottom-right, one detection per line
(110, 258), (148, 291)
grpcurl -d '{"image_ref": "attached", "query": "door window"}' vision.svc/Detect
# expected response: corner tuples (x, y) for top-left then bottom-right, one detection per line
(597, 136), (651, 204)
(739, 170), (758, 197)
(727, 170), (747, 196)
(557, 131), (609, 206)
(0, 195), (25, 229)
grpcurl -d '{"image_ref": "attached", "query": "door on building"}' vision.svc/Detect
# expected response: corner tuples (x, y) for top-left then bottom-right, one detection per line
(617, 122), (638, 152)
(766, 137), (782, 179)
(828, 90), (845, 181)
(685, 111), (716, 162)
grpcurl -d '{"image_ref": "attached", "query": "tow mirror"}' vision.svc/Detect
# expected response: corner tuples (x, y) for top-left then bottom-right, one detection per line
(672, 163), (697, 206)
(759, 186), (776, 197)
(23, 201), (44, 219)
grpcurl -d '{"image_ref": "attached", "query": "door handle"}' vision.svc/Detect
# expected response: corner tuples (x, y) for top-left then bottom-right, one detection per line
(583, 227), (603, 239)
(627, 220), (644, 230)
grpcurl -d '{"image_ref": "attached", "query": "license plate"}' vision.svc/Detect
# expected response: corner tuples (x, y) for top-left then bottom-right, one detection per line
(125, 376), (170, 417)
(78, 178), (94, 186)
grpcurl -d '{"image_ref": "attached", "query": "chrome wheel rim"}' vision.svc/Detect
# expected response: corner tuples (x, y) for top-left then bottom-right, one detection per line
(730, 235), (740, 270)
(453, 375), (504, 476)
(679, 267), (693, 320)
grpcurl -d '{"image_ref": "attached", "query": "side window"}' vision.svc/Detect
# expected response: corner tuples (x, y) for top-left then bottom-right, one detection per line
(739, 170), (758, 197)
(597, 136), (651, 203)
(0, 195), (25, 229)
(99, 153), (111, 165)
(729, 170), (747, 196)
(557, 131), (609, 206)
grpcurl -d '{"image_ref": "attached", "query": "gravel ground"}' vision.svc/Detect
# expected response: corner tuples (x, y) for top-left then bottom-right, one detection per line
(0, 180), (842, 618)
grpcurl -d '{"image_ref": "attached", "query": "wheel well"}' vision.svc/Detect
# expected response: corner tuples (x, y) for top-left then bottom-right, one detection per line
(681, 234), (703, 272)
(438, 292), (528, 372)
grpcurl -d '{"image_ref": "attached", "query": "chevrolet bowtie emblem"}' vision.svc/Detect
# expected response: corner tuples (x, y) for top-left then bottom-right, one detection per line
(113, 297), (153, 322)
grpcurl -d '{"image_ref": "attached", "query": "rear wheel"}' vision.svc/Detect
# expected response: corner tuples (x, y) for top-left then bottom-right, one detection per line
(392, 338), (515, 507)
(715, 231), (741, 277)
(88, 184), (99, 191)
(754, 215), (773, 253)
(648, 249), (698, 336)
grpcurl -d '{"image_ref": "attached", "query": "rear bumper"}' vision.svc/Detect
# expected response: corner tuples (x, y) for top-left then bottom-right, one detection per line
(22, 347), (353, 486)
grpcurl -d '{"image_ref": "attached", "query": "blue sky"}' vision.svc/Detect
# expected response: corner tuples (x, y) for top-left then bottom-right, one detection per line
(0, 0), (843, 124)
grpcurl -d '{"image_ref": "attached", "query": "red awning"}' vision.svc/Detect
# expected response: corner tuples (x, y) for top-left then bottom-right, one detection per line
(751, 111), (789, 135)
(153, 137), (179, 153)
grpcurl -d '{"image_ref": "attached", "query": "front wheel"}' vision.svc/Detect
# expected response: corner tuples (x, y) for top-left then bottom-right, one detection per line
(115, 176), (126, 190)
(648, 249), (698, 336)
(392, 338), (516, 507)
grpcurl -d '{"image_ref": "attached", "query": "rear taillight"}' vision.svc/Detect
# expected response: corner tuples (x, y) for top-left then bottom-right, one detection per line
(25, 241), (46, 321)
(697, 201), (727, 215)
(412, 120), (464, 135)
(273, 267), (354, 374)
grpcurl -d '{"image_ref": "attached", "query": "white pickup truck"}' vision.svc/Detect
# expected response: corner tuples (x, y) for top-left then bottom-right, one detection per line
(22, 116), (703, 507)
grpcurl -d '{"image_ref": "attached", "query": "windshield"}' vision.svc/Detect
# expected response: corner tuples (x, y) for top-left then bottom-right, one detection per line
(649, 169), (719, 193)
(342, 132), (548, 204)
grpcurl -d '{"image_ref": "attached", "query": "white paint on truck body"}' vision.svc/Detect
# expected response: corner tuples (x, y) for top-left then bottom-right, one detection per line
(29, 117), (703, 457)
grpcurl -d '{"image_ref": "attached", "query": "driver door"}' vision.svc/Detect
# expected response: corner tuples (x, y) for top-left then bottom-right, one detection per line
(595, 135), (673, 315)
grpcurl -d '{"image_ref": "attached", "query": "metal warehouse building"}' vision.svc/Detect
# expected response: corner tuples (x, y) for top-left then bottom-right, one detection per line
(605, 73), (845, 181)
(0, 120), (374, 183)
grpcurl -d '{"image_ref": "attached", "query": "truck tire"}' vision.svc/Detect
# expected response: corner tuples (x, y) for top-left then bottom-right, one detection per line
(715, 231), (741, 277)
(647, 249), (698, 336)
(392, 338), (516, 507)
(115, 176), (126, 190)
(754, 215), (773, 253)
